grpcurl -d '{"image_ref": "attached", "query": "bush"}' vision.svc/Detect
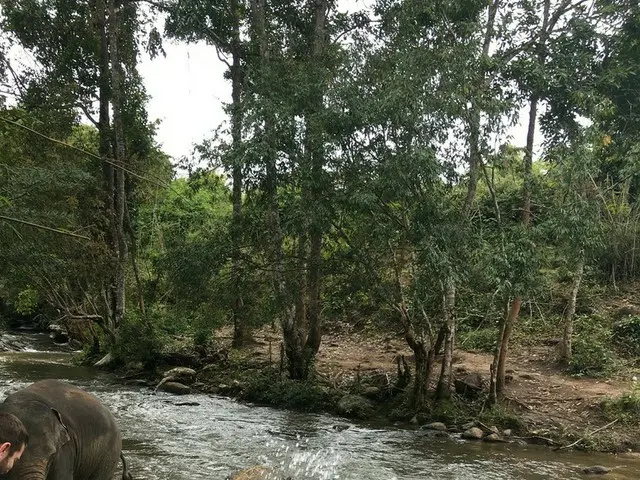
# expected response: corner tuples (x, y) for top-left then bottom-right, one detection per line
(601, 384), (640, 424)
(612, 315), (640, 356)
(459, 327), (498, 352)
(568, 336), (615, 377)
(113, 310), (165, 369)
(243, 370), (337, 412)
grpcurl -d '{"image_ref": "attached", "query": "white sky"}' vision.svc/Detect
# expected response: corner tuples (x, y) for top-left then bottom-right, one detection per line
(137, 39), (231, 161)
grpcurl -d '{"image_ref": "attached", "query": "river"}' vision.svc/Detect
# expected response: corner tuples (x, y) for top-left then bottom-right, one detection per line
(0, 330), (638, 479)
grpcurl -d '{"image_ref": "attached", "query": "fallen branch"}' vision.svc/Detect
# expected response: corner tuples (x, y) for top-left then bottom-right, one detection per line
(516, 435), (560, 446)
(503, 395), (533, 410)
(553, 419), (619, 451)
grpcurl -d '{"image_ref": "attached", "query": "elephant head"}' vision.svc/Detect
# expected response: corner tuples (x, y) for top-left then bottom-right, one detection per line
(0, 412), (27, 475)
(0, 403), (70, 480)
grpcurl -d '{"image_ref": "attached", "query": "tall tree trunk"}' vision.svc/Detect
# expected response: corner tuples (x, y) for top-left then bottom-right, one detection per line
(278, 0), (328, 379)
(560, 254), (584, 364)
(300, 0), (328, 377)
(413, 341), (429, 407)
(107, 0), (128, 332)
(493, 0), (571, 399)
(230, 0), (246, 348)
(250, 0), (295, 369)
(436, 279), (456, 399)
(125, 202), (145, 315)
(285, 235), (308, 379)
(96, 0), (117, 342)
(460, 0), (501, 400)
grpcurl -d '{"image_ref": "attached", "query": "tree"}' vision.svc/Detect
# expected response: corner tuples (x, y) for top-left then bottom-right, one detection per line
(488, 0), (596, 400)
(2, 0), (160, 345)
(165, 0), (252, 347)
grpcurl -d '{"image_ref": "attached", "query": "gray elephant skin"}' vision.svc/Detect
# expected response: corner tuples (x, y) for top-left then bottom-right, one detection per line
(0, 379), (131, 480)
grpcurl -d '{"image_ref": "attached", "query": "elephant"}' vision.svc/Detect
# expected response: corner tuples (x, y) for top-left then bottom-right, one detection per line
(0, 379), (131, 480)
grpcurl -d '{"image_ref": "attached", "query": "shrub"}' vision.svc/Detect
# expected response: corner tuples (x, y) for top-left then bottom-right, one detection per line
(568, 336), (615, 377)
(113, 310), (165, 369)
(459, 327), (498, 352)
(243, 370), (337, 412)
(612, 315), (640, 356)
(601, 384), (640, 424)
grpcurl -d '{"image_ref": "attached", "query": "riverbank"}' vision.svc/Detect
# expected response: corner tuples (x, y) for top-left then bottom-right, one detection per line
(108, 321), (640, 456)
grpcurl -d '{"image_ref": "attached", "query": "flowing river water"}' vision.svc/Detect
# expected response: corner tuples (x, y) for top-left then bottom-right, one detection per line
(0, 330), (638, 479)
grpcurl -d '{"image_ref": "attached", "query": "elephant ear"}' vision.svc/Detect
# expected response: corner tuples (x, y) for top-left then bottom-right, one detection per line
(50, 408), (71, 447)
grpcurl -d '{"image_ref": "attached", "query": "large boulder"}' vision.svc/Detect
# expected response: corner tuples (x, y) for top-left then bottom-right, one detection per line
(163, 367), (197, 384)
(462, 427), (484, 440)
(49, 324), (69, 344)
(454, 373), (484, 399)
(423, 422), (448, 432)
(337, 395), (375, 419)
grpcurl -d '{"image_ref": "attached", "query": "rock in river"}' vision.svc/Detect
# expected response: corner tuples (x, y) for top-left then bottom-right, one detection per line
(582, 465), (610, 475)
(462, 427), (484, 440)
(158, 381), (191, 395)
(163, 367), (197, 384)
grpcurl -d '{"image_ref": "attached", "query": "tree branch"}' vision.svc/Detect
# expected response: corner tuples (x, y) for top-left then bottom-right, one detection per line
(78, 103), (100, 127)
(0, 215), (91, 239)
(0, 116), (174, 191)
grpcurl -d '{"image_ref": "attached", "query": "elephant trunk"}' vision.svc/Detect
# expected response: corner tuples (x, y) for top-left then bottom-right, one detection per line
(6, 464), (46, 480)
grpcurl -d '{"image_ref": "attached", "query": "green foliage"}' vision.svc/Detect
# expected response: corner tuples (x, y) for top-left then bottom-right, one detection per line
(14, 287), (39, 316)
(601, 383), (640, 424)
(243, 370), (337, 413)
(569, 335), (616, 377)
(1, 0), (640, 404)
(478, 405), (528, 433)
(612, 315), (640, 356)
(459, 328), (499, 352)
(113, 310), (165, 369)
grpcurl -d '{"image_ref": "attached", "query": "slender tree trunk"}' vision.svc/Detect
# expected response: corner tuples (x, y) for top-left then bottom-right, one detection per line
(107, 0), (128, 332)
(494, 93), (537, 396)
(279, 0), (329, 379)
(522, 95), (538, 225)
(284, 235), (308, 378)
(125, 202), (145, 315)
(413, 342), (429, 407)
(560, 254), (584, 364)
(436, 279), (456, 399)
(496, 297), (521, 394)
(465, 0), (499, 212)
(230, 0), (246, 348)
